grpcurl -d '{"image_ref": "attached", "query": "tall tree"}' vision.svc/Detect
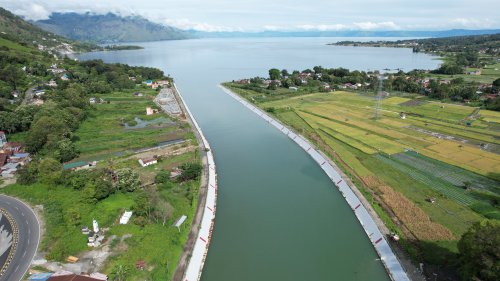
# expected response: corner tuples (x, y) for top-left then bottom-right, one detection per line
(458, 220), (500, 281)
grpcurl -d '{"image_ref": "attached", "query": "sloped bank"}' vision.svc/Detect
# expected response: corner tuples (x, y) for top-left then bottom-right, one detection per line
(171, 84), (218, 281)
(220, 84), (410, 281)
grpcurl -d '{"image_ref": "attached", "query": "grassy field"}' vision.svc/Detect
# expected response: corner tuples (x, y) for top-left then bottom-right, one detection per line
(429, 62), (500, 84)
(71, 88), (189, 163)
(227, 83), (499, 263)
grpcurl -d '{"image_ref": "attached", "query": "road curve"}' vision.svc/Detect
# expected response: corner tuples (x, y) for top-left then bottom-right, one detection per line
(0, 195), (40, 281)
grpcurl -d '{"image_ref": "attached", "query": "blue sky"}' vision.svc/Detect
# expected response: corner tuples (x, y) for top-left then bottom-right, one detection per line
(1, 0), (499, 31)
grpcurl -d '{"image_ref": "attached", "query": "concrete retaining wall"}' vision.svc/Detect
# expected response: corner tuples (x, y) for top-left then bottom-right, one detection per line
(174, 85), (218, 281)
(221, 85), (410, 281)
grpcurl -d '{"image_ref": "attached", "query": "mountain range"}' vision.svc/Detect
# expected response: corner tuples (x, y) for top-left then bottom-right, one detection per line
(34, 12), (192, 43)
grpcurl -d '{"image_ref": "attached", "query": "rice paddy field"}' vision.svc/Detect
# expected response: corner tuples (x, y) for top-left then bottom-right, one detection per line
(228, 83), (500, 261)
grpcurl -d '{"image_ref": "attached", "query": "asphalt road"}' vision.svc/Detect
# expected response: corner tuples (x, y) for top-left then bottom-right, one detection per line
(0, 195), (40, 281)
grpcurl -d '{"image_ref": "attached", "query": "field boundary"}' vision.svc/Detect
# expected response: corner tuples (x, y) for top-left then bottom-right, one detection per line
(221, 84), (411, 281)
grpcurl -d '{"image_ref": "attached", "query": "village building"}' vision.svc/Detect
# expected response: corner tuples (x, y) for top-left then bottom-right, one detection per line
(89, 97), (96, 104)
(146, 107), (155, 115)
(46, 79), (58, 87)
(139, 158), (157, 167)
(143, 80), (153, 86)
(399, 112), (407, 119)
(47, 68), (66, 74)
(156, 80), (170, 87)
(468, 70), (481, 75)
(61, 73), (70, 81)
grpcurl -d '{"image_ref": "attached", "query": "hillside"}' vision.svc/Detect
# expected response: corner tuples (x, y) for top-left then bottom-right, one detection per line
(333, 33), (500, 55)
(35, 12), (192, 43)
(0, 7), (96, 53)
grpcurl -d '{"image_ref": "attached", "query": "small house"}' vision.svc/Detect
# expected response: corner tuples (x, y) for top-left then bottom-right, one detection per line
(133, 92), (143, 97)
(289, 87), (298, 91)
(143, 80), (153, 86)
(89, 97), (96, 104)
(157, 80), (170, 87)
(399, 112), (406, 119)
(139, 158), (157, 167)
(146, 107), (155, 115)
(468, 70), (481, 75)
(46, 80), (57, 87)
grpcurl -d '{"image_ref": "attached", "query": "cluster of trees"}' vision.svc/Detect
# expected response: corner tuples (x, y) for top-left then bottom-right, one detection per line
(254, 66), (500, 110)
(458, 220), (499, 281)
(267, 66), (372, 88)
(19, 163), (141, 202)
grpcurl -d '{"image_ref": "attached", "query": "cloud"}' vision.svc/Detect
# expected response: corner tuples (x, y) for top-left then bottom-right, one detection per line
(162, 18), (241, 32)
(450, 18), (496, 29)
(10, 3), (51, 20)
(352, 21), (400, 30)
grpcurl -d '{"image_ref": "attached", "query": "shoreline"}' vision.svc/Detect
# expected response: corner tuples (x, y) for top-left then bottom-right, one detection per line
(220, 84), (411, 281)
(171, 84), (218, 281)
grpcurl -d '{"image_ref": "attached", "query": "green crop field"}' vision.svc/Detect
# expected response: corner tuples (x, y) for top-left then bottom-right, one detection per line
(227, 83), (500, 261)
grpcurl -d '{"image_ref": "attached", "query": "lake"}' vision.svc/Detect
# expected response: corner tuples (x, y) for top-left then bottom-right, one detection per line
(77, 37), (439, 281)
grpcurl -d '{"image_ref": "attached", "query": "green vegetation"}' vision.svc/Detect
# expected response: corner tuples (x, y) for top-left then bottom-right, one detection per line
(0, 14), (202, 281)
(457, 220), (500, 281)
(225, 81), (500, 280)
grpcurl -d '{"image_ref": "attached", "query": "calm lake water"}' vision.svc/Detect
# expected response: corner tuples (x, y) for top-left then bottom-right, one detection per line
(77, 37), (439, 281)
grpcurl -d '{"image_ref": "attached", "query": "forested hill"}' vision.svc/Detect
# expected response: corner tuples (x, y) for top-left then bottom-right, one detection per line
(35, 12), (192, 43)
(0, 7), (96, 53)
(333, 33), (500, 55)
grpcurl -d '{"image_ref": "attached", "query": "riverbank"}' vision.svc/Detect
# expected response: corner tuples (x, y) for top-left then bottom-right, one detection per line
(171, 84), (218, 281)
(220, 84), (410, 281)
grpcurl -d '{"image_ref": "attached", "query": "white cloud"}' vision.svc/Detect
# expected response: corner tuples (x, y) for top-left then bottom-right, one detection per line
(11, 3), (51, 21)
(162, 18), (240, 32)
(352, 21), (400, 30)
(450, 18), (496, 29)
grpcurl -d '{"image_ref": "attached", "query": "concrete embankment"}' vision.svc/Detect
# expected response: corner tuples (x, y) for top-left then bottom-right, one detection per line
(171, 84), (218, 281)
(220, 85), (410, 281)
